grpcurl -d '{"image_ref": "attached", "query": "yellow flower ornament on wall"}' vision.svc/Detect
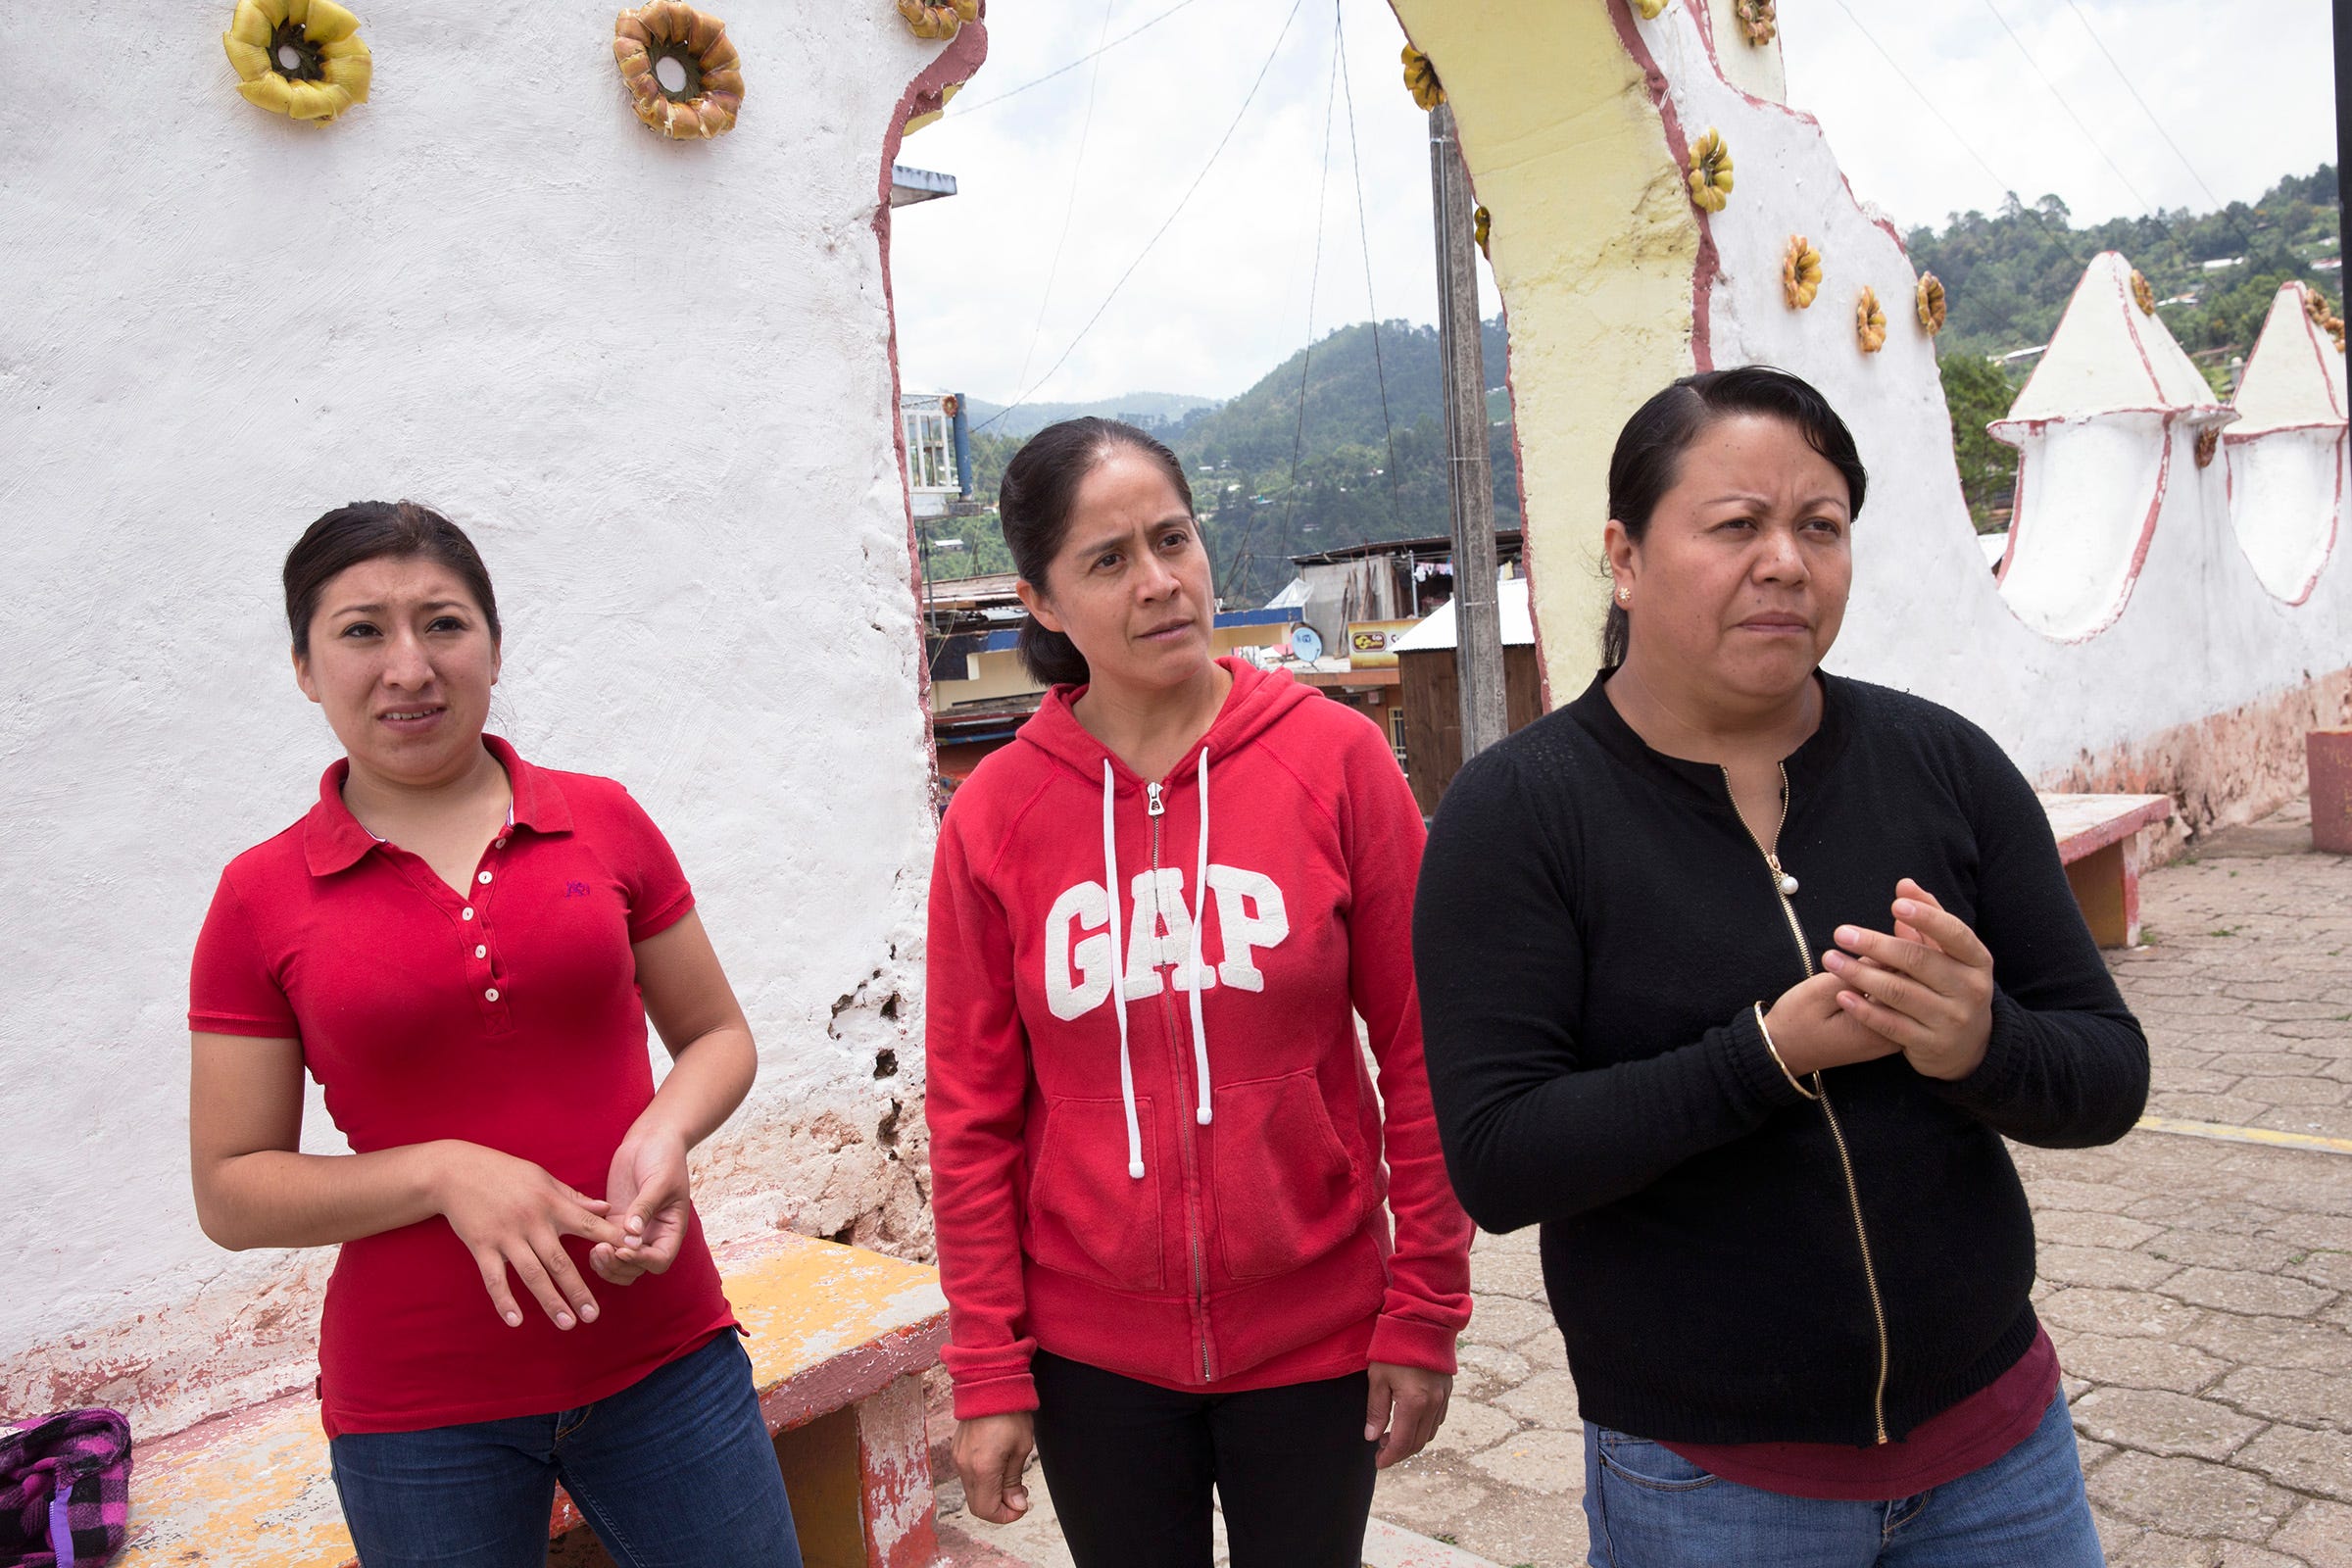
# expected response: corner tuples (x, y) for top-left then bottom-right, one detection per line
(2131, 270), (2155, 316)
(2304, 287), (2346, 351)
(1916, 273), (1947, 335)
(1736, 0), (1777, 45)
(1402, 47), (1446, 111)
(1634, 0), (1669, 18)
(898, 0), (979, 41)
(1474, 206), (1492, 260)
(614, 4), (744, 140)
(1856, 286), (1887, 353)
(1783, 236), (1822, 309)
(1687, 129), (1733, 213)
(221, 0), (370, 122)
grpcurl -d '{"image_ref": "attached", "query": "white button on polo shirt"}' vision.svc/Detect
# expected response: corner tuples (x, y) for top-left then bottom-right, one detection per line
(484, 988), (501, 1003)
(477, 871), (493, 885)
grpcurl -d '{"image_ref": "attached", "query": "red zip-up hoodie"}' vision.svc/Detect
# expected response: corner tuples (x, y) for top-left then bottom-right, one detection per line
(924, 659), (1473, 1418)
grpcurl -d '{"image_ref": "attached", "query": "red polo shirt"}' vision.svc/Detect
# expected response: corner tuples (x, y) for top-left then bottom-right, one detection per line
(189, 736), (737, 1437)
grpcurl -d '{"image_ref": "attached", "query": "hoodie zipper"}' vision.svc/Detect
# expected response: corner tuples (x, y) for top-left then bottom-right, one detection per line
(1147, 780), (1215, 1382)
(1723, 763), (1892, 1446)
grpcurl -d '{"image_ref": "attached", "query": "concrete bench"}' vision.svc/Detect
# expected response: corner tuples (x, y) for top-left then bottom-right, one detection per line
(119, 1232), (951, 1568)
(2038, 792), (2175, 948)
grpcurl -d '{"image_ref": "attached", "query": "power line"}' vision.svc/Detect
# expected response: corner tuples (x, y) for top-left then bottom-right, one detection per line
(2056, 0), (2224, 213)
(1233, 0), (1342, 600)
(1011, 0), (1119, 397)
(947, 0), (1206, 116)
(1977, 0), (2160, 219)
(970, 0), (1311, 437)
(1335, 0), (1403, 533)
(1823, 0), (2019, 207)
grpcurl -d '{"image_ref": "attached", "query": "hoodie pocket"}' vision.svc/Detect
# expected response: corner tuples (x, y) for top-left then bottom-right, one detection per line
(1026, 1095), (1166, 1293)
(1211, 1070), (1362, 1283)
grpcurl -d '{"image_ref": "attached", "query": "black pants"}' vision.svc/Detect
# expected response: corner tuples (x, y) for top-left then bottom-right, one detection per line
(1030, 1349), (1380, 1568)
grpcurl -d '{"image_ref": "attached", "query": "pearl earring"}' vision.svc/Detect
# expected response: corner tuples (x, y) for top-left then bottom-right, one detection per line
(1617, 587), (1631, 603)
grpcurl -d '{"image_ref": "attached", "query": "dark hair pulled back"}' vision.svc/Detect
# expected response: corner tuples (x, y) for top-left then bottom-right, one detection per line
(999, 417), (1197, 687)
(283, 501), (501, 658)
(1601, 365), (1867, 667)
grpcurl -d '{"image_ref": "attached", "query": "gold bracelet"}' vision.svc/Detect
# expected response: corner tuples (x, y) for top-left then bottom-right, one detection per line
(1754, 1002), (1819, 1101)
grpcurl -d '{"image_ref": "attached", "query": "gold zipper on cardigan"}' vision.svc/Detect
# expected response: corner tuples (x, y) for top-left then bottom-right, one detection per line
(1724, 762), (1892, 1446)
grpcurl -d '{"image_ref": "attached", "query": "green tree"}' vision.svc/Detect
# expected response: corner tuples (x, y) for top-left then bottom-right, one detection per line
(1936, 350), (2022, 532)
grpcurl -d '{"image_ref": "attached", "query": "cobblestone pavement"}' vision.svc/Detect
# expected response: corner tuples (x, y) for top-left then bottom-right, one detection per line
(942, 801), (2352, 1567)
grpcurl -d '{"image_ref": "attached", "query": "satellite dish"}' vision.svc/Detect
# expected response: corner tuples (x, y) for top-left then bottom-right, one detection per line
(1290, 624), (1324, 662)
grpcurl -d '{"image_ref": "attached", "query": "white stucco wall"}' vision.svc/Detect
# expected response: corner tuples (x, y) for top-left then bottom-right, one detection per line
(0, 1), (975, 1434)
(1433, 0), (2351, 794)
(1635, 3), (2352, 783)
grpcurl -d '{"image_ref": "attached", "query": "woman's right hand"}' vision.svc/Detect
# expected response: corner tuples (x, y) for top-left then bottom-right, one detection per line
(1763, 969), (1905, 1078)
(430, 1142), (628, 1330)
(953, 1412), (1036, 1525)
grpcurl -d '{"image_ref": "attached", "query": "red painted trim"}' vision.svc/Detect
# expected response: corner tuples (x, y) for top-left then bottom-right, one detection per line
(2230, 281), (2350, 436)
(1992, 462), (2023, 586)
(2221, 418), (2349, 442)
(1656, 0), (1909, 262)
(875, 18), (992, 800)
(2002, 255), (2229, 427)
(1997, 412), (2173, 643)
(2076, 413), (2177, 640)
(2224, 427), (2345, 607)
(2114, 261), (2169, 402)
(1605, 0), (1720, 370)
(2299, 439), (2345, 606)
(2287, 281), (2347, 423)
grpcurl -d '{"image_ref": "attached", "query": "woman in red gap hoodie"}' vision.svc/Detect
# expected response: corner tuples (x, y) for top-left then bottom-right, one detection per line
(924, 418), (1473, 1567)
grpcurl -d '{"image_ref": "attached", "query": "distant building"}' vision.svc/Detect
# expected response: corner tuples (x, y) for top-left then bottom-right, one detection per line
(1269, 532), (1527, 782)
(921, 571), (1300, 792)
(1281, 531), (1525, 654)
(902, 392), (971, 519)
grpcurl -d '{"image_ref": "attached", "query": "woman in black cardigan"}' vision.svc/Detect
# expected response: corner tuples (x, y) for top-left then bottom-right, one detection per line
(1414, 366), (2143, 1567)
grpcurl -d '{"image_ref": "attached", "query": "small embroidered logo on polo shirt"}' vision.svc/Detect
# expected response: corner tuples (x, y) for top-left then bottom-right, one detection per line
(564, 881), (592, 898)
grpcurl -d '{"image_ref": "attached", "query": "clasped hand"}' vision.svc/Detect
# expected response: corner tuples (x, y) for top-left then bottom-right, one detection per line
(436, 1130), (696, 1331)
(1764, 878), (1994, 1083)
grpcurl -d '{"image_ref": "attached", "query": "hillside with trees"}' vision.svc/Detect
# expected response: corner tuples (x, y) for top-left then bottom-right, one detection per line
(960, 390), (1217, 440)
(929, 318), (1520, 607)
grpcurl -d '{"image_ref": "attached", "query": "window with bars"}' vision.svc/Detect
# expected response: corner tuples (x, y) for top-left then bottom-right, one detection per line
(902, 400), (959, 494)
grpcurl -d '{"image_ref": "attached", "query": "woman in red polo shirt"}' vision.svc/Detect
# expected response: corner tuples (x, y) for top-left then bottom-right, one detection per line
(188, 501), (800, 1567)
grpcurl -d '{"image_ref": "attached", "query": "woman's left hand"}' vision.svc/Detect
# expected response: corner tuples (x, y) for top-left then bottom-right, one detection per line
(1823, 878), (1995, 1082)
(590, 1128), (693, 1286)
(1366, 1362), (1452, 1469)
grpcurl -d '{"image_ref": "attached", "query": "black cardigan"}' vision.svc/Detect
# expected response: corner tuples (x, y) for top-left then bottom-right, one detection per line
(1413, 671), (2147, 1446)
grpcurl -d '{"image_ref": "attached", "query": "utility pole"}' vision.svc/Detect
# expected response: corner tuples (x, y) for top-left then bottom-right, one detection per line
(2336, 0), (2349, 270)
(1428, 101), (1507, 764)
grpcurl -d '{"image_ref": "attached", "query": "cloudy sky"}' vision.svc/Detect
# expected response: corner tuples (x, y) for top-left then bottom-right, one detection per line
(888, 0), (2339, 409)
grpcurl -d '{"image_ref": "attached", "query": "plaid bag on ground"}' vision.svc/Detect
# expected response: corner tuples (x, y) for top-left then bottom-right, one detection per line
(1, 1409), (131, 1568)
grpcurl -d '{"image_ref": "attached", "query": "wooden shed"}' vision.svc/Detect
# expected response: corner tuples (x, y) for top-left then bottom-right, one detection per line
(1391, 575), (1546, 817)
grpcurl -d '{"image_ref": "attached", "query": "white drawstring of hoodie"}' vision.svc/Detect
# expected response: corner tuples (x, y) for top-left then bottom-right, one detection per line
(1100, 748), (1215, 1181)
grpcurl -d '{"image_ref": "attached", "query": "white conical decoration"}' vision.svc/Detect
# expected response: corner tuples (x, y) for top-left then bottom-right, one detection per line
(1989, 253), (2235, 640)
(2224, 281), (2347, 604)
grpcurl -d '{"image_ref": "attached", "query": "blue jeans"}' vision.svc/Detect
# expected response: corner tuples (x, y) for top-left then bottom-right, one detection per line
(329, 1329), (801, 1568)
(1583, 1389), (2105, 1567)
